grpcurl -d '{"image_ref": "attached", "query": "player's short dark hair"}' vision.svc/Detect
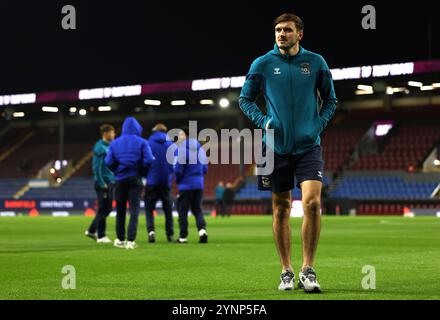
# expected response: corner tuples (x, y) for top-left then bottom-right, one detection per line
(274, 13), (304, 31)
(100, 124), (115, 135)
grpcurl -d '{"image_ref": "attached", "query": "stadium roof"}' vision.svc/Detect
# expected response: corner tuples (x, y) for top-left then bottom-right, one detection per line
(0, 1), (438, 95)
(1, 59), (439, 107)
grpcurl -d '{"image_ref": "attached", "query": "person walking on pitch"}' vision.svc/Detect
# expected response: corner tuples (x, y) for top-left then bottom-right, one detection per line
(105, 117), (155, 250)
(85, 124), (116, 244)
(175, 127), (209, 244)
(144, 123), (175, 243)
(239, 13), (337, 293)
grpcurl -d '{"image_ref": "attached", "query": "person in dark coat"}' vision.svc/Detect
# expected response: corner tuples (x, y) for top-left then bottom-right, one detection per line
(144, 123), (175, 243)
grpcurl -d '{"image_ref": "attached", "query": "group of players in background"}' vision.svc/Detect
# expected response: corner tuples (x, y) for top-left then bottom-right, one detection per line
(85, 117), (209, 249)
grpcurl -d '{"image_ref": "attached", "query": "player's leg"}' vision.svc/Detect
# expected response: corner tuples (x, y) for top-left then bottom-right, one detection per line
(295, 145), (324, 293)
(272, 191), (293, 272)
(126, 177), (143, 248)
(144, 185), (159, 243)
(220, 199), (227, 217)
(297, 180), (322, 293)
(300, 180), (322, 269)
(176, 190), (190, 243)
(258, 147), (295, 290)
(86, 216), (98, 240)
(160, 186), (174, 241)
(272, 190), (295, 290)
(190, 189), (207, 243)
(96, 183), (113, 243)
(85, 183), (100, 240)
(86, 213), (98, 239)
(114, 179), (128, 248)
(215, 199), (221, 217)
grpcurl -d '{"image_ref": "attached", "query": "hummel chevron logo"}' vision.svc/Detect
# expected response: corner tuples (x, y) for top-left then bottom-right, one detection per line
(318, 171), (323, 178)
(274, 68), (281, 75)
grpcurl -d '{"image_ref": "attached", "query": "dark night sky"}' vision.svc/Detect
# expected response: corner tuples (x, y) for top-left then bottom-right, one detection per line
(0, 0), (439, 94)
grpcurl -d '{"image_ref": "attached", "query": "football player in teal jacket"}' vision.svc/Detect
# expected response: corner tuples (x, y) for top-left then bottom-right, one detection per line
(239, 13), (337, 293)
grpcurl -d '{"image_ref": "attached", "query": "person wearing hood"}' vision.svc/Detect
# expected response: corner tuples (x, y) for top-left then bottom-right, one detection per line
(174, 127), (208, 244)
(239, 13), (337, 293)
(144, 123), (175, 243)
(105, 117), (155, 250)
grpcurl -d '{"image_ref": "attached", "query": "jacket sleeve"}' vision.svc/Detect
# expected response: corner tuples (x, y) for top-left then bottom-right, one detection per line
(141, 140), (156, 176)
(174, 146), (185, 184)
(93, 146), (106, 188)
(238, 58), (269, 129)
(167, 141), (176, 174)
(317, 55), (338, 132)
(199, 145), (208, 175)
(104, 143), (119, 172)
(174, 163), (184, 184)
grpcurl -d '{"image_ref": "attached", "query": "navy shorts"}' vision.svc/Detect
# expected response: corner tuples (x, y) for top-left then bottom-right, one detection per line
(257, 145), (324, 193)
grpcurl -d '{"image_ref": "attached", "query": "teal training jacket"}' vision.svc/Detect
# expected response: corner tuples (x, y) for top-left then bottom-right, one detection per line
(92, 139), (114, 188)
(239, 44), (338, 155)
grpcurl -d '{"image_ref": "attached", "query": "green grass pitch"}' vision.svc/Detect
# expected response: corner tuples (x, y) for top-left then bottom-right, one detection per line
(0, 215), (439, 300)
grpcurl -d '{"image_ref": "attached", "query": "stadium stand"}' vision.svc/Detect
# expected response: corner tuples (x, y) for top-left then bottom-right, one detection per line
(356, 202), (440, 216)
(236, 175), (332, 200)
(0, 127), (34, 161)
(338, 105), (440, 124)
(0, 178), (29, 198)
(2, 105), (439, 216)
(349, 125), (440, 170)
(203, 163), (241, 199)
(321, 127), (367, 172)
(0, 125), (93, 179)
(330, 176), (438, 200)
(21, 177), (95, 200)
(0, 128), (56, 179)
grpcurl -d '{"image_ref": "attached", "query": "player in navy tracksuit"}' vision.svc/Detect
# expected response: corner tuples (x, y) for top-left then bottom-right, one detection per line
(144, 123), (175, 243)
(105, 117), (155, 249)
(174, 128), (208, 244)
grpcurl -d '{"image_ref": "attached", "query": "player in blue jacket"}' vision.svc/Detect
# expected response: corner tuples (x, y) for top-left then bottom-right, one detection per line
(174, 127), (208, 244)
(239, 13), (337, 293)
(144, 123), (175, 243)
(105, 117), (155, 249)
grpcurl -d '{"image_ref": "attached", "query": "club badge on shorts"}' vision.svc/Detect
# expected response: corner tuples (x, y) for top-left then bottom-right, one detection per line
(261, 176), (271, 188)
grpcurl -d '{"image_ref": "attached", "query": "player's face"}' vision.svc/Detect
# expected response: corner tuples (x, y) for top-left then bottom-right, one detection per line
(275, 21), (303, 51)
(103, 130), (116, 142)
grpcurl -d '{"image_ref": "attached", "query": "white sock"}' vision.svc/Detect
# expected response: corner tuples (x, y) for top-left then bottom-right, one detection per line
(199, 229), (207, 236)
